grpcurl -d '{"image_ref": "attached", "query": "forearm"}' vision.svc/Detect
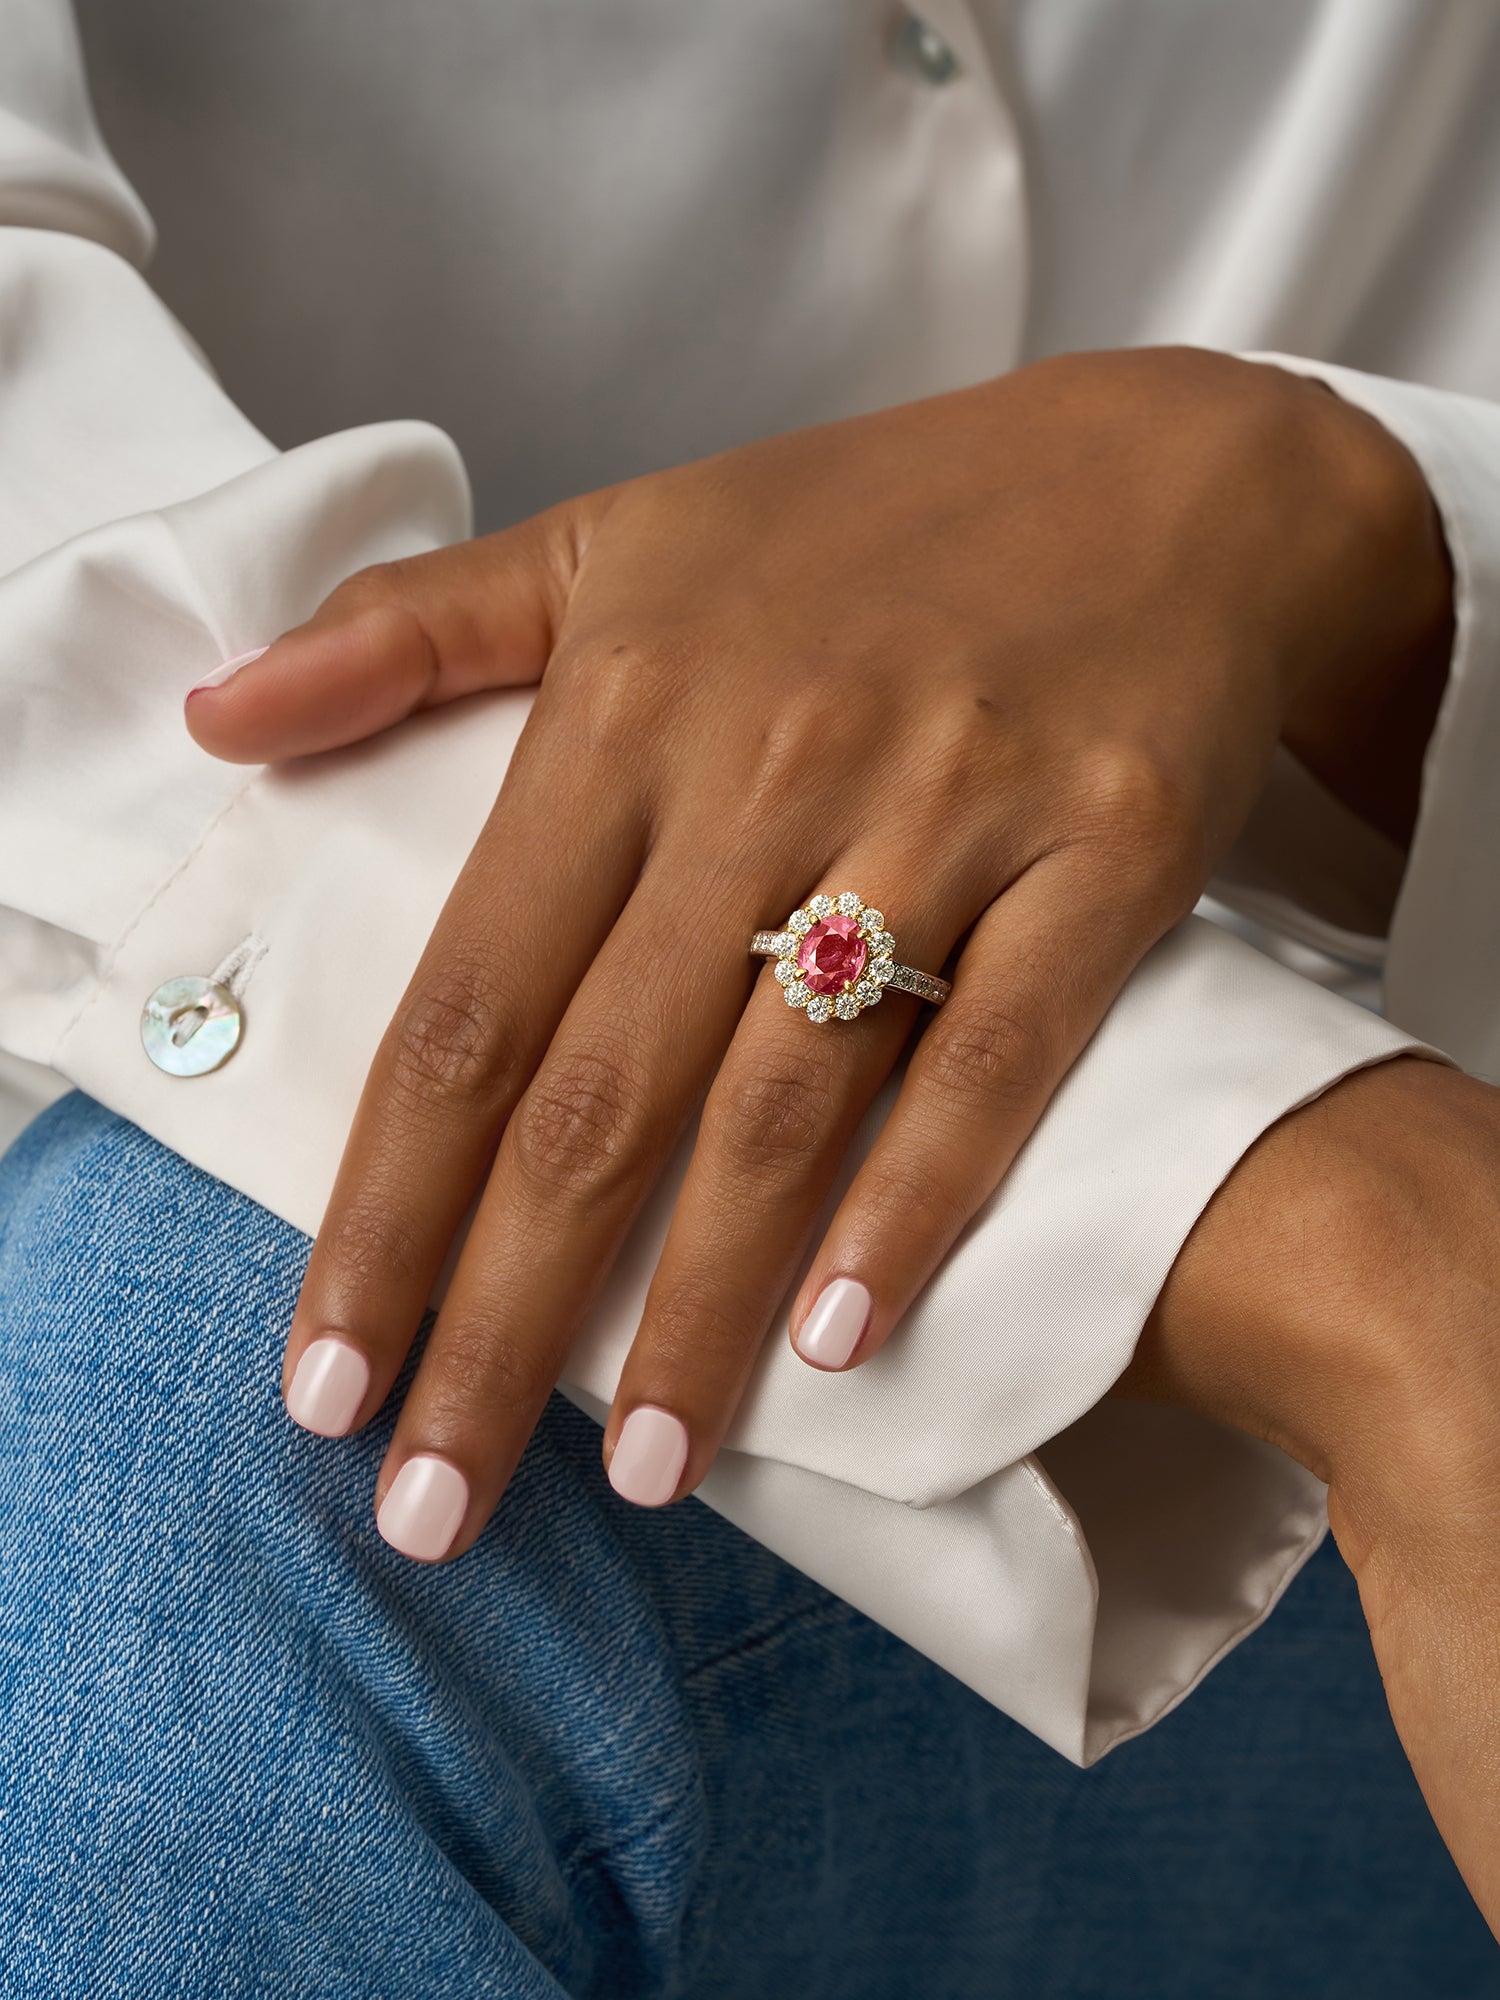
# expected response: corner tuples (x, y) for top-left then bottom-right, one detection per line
(1121, 1054), (1500, 1929)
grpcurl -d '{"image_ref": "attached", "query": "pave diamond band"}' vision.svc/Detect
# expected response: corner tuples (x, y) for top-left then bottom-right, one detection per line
(750, 892), (951, 1024)
(865, 959), (952, 1007)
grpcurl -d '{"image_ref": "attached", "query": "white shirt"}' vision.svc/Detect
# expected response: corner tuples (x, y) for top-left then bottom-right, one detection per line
(2, 0), (1498, 1764)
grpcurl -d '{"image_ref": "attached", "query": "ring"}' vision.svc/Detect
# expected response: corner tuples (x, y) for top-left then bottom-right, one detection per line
(750, 891), (951, 1024)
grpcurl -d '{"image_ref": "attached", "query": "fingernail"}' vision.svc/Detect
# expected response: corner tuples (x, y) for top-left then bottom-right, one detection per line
(608, 1406), (689, 1508)
(376, 1455), (470, 1562)
(794, 1277), (872, 1370)
(284, 1336), (370, 1437)
(187, 645), (269, 696)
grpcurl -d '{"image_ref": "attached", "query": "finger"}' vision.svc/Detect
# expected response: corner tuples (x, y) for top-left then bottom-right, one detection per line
(279, 689), (648, 1440)
(603, 871), (976, 1501)
(183, 492), (614, 764)
(787, 849), (1184, 1371)
(366, 846), (815, 1560)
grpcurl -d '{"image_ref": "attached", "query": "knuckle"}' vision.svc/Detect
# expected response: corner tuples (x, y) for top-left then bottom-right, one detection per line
(317, 585), (429, 674)
(1072, 742), (1197, 859)
(315, 1193), (427, 1297)
(750, 683), (839, 778)
(718, 683), (846, 843)
(637, 1291), (757, 1380)
(507, 1035), (649, 1207)
(915, 707), (990, 815)
(859, 1152), (972, 1247)
(712, 1048), (832, 1180)
(922, 1003), (1053, 1116)
(1061, 743), (1207, 929)
(387, 961), (515, 1109)
(332, 562), (488, 686)
(330, 557), (406, 608)
(430, 1317), (548, 1423)
(325, 567), (436, 656)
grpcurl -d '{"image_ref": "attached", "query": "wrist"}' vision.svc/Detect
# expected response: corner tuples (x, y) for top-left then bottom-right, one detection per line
(1120, 1055), (1500, 1560)
(1269, 369), (1456, 847)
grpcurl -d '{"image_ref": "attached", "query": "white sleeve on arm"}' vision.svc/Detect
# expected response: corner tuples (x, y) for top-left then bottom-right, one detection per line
(0, 8), (1434, 1766)
(0, 0), (471, 1072)
(1218, 353), (1500, 1083)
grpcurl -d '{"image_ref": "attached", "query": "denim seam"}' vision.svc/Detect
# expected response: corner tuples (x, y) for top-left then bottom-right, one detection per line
(554, 1602), (857, 1885)
(681, 1595), (857, 1687)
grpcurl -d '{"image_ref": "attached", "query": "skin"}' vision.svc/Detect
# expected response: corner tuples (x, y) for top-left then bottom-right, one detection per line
(186, 345), (1496, 1925)
(184, 343), (1453, 1498)
(1121, 1054), (1500, 1934)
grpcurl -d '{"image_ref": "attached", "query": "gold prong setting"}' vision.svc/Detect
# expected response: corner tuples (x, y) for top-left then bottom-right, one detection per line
(771, 891), (895, 1025)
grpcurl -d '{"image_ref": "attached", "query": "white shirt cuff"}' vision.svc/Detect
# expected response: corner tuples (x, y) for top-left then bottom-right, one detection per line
(1231, 351), (1500, 1082)
(46, 669), (1427, 1762)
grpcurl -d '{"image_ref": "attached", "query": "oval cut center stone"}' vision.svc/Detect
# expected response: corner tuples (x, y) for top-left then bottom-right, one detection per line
(796, 915), (868, 996)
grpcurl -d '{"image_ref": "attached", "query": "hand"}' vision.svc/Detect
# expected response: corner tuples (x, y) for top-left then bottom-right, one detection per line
(186, 345), (1452, 1559)
(1120, 1055), (1500, 1936)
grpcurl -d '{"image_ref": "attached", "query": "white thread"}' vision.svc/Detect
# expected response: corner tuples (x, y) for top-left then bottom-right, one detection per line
(208, 933), (269, 998)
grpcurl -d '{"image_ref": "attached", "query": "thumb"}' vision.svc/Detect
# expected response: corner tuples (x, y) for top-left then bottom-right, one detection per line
(184, 494), (602, 765)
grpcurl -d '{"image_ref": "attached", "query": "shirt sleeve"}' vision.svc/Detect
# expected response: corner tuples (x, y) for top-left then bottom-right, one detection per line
(1214, 352), (1500, 1083)
(0, 7), (1437, 1767)
(0, 0), (472, 1071)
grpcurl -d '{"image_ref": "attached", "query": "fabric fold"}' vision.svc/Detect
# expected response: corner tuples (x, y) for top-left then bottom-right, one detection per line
(0, 422), (470, 1066)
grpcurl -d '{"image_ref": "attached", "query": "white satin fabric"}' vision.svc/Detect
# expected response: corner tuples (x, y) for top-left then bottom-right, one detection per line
(1, 0), (1497, 1762)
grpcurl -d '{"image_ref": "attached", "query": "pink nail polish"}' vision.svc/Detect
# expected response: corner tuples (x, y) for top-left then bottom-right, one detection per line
(284, 1336), (370, 1437)
(794, 1277), (872, 1370)
(187, 645), (269, 696)
(608, 1406), (689, 1508)
(376, 1455), (469, 1562)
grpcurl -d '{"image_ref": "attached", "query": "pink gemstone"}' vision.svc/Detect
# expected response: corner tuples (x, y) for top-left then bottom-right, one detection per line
(796, 915), (868, 996)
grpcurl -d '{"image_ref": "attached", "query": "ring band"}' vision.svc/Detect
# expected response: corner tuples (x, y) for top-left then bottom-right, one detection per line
(750, 891), (951, 1024)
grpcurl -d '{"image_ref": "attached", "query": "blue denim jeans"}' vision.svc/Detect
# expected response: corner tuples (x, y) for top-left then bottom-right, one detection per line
(0, 1093), (1491, 1997)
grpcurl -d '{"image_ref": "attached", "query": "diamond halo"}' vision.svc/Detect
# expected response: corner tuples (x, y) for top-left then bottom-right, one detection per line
(771, 892), (896, 1025)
